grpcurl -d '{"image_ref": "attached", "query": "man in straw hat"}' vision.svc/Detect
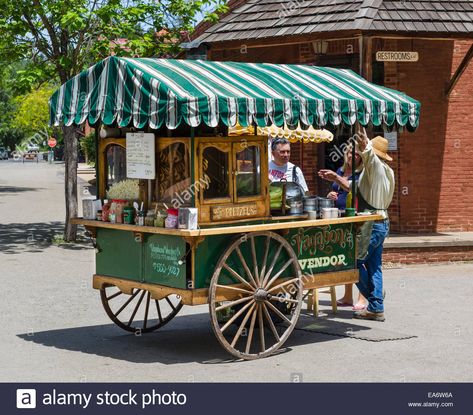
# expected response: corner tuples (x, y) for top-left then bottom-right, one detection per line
(319, 126), (394, 321)
(351, 127), (394, 321)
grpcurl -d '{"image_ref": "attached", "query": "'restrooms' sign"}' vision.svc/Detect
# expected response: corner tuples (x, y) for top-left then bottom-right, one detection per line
(376, 51), (419, 62)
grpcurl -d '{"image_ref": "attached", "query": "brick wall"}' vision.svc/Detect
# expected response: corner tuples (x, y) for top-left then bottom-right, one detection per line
(384, 246), (473, 265)
(394, 39), (473, 232)
(438, 40), (473, 231)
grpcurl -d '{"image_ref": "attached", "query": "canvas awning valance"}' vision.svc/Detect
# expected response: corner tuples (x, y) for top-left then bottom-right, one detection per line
(49, 56), (420, 131)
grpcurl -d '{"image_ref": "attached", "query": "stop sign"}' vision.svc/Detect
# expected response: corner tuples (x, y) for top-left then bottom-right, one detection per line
(48, 137), (57, 148)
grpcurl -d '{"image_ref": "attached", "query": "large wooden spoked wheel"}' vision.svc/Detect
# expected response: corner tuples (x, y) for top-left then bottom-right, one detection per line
(209, 231), (302, 360)
(100, 284), (183, 334)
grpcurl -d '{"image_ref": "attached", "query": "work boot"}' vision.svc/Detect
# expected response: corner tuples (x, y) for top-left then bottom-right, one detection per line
(353, 309), (385, 322)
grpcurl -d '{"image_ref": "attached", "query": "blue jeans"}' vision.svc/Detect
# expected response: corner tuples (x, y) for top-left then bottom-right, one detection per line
(356, 220), (389, 313)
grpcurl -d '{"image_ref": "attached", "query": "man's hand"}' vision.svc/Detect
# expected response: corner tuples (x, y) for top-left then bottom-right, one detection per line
(318, 169), (338, 181)
(319, 169), (350, 191)
(327, 191), (338, 201)
(355, 125), (369, 152)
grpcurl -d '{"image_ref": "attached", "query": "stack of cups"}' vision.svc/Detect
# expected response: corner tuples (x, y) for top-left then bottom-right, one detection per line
(321, 207), (340, 219)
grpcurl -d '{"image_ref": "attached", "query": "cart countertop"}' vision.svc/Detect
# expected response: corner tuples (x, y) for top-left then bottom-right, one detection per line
(72, 214), (384, 237)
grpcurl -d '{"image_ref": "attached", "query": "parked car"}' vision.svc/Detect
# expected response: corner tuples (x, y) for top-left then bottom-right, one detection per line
(0, 147), (8, 160)
(23, 150), (39, 163)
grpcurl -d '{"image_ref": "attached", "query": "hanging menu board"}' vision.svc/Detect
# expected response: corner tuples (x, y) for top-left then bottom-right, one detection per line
(126, 132), (156, 179)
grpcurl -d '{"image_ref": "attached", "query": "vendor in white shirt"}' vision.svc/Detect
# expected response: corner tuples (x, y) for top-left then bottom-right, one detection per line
(268, 138), (308, 192)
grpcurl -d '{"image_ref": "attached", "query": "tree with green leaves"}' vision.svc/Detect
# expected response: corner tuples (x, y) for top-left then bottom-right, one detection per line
(0, 0), (227, 241)
(12, 84), (55, 139)
(0, 66), (25, 151)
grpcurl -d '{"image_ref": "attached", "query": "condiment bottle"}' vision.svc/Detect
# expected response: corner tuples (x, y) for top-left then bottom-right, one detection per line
(154, 211), (166, 227)
(102, 200), (110, 222)
(145, 211), (155, 227)
(123, 206), (134, 224)
(165, 208), (178, 228)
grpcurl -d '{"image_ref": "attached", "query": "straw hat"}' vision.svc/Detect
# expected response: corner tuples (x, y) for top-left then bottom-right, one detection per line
(371, 136), (392, 162)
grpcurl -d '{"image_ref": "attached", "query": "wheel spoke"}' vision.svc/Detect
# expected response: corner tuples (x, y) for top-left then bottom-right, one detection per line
(268, 294), (299, 304)
(106, 290), (123, 301)
(264, 300), (293, 325)
(264, 258), (295, 290)
(127, 289), (146, 327)
(230, 303), (256, 347)
(258, 304), (265, 352)
(216, 284), (254, 296)
(262, 303), (280, 342)
(267, 277), (300, 294)
(223, 263), (255, 291)
(221, 299), (255, 333)
(165, 296), (176, 311)
(235, 246), (258, 288)
(250, 236), (260, 285)
(143, 291), (151, 329)
(261, 243), (283, 287)
(259, 236), (271, 285)
(114, 289), (140, 317)
(215, 296), (253, 312)
(245, 304), (258, 354)
(155, 299), (163, 323)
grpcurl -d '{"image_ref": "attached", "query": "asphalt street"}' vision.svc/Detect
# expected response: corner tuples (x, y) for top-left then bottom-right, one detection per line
(1, 159), (472, 382)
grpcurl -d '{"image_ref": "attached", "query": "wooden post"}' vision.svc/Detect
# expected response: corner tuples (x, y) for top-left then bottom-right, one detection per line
(63, 124), (78, 241)
(446, 43), (473, 96)
(363, 36), (373, 82)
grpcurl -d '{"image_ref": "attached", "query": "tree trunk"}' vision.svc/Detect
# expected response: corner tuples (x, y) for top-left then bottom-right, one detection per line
(63, 124), (78, 242)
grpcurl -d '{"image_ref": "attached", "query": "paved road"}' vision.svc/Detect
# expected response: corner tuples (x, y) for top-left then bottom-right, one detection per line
(1, 159), (472, 382)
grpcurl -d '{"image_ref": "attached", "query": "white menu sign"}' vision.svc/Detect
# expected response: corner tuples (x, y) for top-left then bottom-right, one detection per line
(126, 132), (156, 179)
(384, 131), (398, 151)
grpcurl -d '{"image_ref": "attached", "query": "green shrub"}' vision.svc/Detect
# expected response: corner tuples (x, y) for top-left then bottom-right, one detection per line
(80, 132), (96, 165)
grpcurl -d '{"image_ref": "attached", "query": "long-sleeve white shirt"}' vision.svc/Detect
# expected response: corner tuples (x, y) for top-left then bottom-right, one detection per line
(354, 140), (395, 219)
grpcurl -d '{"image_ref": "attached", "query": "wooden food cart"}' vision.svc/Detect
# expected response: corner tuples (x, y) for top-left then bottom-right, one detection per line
(50, 57), (420, 360)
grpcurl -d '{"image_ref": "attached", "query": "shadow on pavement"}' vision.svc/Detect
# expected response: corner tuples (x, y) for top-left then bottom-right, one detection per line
(0, 222), (92, 254)
(17, 313), (340, 365)
(0, 186), (43, 194)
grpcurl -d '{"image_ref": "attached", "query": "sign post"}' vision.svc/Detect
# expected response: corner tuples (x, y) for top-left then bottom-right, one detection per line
(47, 137), (57, 163)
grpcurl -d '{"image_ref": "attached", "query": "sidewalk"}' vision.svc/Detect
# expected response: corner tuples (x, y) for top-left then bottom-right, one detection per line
(385, 232), (473, 248)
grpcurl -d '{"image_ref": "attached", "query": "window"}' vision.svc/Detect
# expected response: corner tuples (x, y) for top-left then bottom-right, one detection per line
(236, 145), (261, 198)
(203, 146), (230, 199)
(105, 144), (126, 191)
(156, 142), (191, 203)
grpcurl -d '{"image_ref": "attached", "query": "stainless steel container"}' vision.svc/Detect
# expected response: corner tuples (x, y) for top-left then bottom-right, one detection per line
(303, 197), (318, 212)
(318, 197), (335, 210)
(288, 200), (304, 215)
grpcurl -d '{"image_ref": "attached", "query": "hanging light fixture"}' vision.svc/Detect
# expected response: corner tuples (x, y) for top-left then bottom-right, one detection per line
(312, 40), (329, 55)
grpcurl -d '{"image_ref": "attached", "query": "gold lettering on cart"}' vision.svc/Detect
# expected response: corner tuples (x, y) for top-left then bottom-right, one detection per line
(290, 225), (354, 256)
(211, 204), (258, 220)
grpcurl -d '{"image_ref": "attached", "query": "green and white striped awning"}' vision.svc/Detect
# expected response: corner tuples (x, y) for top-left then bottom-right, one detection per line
(49, 56), (420, 131)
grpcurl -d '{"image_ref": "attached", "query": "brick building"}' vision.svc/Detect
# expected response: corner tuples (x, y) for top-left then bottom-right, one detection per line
(191, 0), (473, 236)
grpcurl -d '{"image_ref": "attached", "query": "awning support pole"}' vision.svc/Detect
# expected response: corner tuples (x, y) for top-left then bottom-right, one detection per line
(94, 122), (100, 198)
(190, 127), (195, 206)
(351, 124), (356, 209)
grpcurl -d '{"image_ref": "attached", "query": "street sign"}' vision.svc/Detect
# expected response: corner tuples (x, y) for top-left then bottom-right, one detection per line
(376, 51), (419, 62)
(48, 137), (57, 148)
